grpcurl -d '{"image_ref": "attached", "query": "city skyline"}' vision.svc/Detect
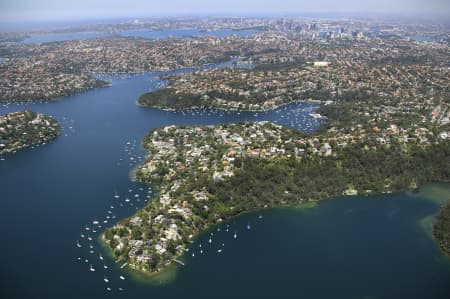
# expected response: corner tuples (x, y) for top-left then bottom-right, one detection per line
(1, 0), (449, 22)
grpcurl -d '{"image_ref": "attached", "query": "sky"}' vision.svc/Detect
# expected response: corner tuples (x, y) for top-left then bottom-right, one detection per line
(0, 0), (449, 22)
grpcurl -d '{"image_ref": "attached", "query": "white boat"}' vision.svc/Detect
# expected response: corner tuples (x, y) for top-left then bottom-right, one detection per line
(234, 232), (237, 239)
(106, 287), (111, 291)
(76, 241), (82, 248)
(99, 254), (103, 261)
(217, 249), (223, 253)
(89, 265), (95, 272)
(208, 237), (212, 244)
(104, 276), (109, 283)
(119, 275), (125, 280)
(92, 220), (99, 225)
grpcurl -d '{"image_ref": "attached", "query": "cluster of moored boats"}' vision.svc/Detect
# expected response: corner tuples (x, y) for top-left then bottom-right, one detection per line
(187, 215), (262, 258)
(75, 167), (154, 293)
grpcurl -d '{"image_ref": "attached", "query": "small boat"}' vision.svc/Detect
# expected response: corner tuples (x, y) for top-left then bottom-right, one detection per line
(200, 250), (203, 254)
(103, 264), (108, 269)
(192, 253), (195, 257)
(208, 237), (212, 244)
(247, 224), (251, 230)
(99, 254), (103, 261)
(118, 288), (124, 291)
(89, 265), (95, 272)
(106, 287), (111, 291)
(80, 233), (85, 238)
(234, 232), (237, 239)
(92, 220), (99, 225)
(76, 241), (82, 248)
(259, 215), (263, 219)
(217, 249), (223, 253)
(87, 236), (93, 241)
(119, 275), (125, 280)
(104, 276), (109, 283)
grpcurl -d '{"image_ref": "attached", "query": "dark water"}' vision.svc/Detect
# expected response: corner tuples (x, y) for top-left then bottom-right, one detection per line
(21, 28), (257, 44)
(0, 66), (449, 299)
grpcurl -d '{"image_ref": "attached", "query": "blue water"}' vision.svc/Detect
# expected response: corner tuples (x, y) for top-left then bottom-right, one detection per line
(0, 66), (449, 299)
(409, 35), (437, 42)
(21, 28), (257, 44)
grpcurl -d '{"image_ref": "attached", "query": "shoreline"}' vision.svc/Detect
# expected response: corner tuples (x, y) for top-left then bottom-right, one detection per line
(99, 182), (450, 285)
(99, 200), (319, 285)
(138, 98), (324, 113)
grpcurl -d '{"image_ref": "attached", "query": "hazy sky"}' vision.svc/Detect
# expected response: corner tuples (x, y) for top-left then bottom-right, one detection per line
(1, 0), (449, 22)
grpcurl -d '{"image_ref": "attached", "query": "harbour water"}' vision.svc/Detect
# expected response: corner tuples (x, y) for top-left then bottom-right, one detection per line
(21, 28), (258, 44)
(1, 52), (449, 298)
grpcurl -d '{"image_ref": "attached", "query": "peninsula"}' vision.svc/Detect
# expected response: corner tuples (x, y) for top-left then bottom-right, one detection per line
(0, 111), (60, 155)
(102, 118), (449, 273)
